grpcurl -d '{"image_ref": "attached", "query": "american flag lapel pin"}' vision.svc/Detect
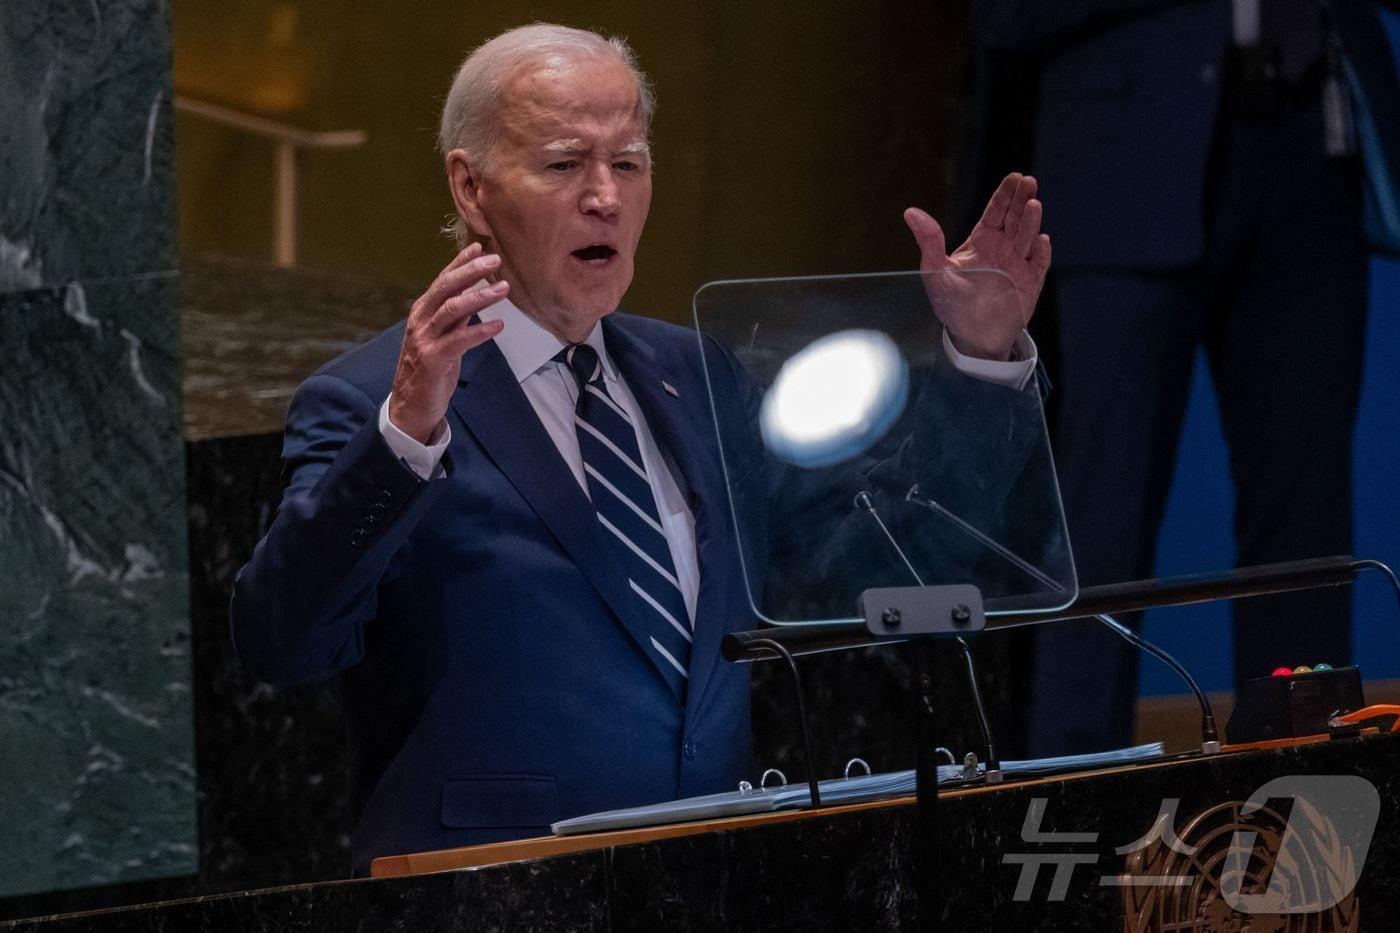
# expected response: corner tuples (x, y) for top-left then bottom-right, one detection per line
(662, 381), (680, 398)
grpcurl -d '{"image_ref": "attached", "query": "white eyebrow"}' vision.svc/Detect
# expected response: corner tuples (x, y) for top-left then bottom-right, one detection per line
(540, 139), (650, 156)
(542, 139), (587, 155)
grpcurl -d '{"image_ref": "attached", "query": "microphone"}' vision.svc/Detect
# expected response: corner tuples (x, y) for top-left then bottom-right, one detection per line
(853, 491), (1004, 781)
(902, 484), (1221, 753)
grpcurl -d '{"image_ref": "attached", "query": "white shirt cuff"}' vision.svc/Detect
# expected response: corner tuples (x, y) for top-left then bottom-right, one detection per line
(942, 330), (1038, 390)
(378, 395), (451, 480)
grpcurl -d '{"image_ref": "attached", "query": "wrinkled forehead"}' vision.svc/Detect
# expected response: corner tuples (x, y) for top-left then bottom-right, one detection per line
(499, 54), (647, 142)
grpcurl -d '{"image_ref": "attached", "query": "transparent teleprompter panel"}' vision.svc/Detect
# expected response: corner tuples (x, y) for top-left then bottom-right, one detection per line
(693, 270), (1077, 625)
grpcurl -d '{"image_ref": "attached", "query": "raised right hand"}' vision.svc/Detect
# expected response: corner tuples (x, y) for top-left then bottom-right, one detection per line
(389, 243), (509, 444)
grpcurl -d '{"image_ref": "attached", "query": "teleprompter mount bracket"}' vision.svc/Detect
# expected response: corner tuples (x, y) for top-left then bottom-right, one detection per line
(860, 584), (986, 640)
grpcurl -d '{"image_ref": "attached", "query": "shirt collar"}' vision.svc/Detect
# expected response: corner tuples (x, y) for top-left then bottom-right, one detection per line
(477, 297), (618, 385)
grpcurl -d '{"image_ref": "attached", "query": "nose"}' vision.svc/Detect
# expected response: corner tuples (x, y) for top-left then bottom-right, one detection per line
(580, 163), (620, 220)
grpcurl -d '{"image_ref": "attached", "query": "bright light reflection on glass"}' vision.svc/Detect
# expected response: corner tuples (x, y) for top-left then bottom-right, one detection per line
(760, 328), (908, 468)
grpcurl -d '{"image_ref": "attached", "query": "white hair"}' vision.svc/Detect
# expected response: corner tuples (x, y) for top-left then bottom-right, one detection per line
(439, 23), (655, 245)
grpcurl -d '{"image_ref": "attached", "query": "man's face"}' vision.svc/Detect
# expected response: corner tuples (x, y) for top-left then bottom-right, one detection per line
(460, 55), (652, 342)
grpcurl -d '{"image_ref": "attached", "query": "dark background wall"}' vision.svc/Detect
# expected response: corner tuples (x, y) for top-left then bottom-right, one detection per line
(171, 0), (969, 315)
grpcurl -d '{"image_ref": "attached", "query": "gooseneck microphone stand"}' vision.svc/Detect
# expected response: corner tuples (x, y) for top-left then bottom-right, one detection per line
(904, 485), (1220, 753)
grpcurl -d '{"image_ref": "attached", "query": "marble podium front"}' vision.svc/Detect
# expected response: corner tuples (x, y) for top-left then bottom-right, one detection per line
(6, 733), (1398, 931)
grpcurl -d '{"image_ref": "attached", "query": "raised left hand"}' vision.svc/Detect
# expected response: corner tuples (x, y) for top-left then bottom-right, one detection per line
(904, 172), (1051, 361)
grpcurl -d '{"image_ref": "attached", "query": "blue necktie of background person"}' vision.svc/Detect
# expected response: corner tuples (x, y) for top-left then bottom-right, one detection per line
(561, 342), (692, 700)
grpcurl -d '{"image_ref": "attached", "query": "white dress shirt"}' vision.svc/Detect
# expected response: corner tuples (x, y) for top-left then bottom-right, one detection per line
(377, 299), (1040, 625)
(380, 299), (701, 622)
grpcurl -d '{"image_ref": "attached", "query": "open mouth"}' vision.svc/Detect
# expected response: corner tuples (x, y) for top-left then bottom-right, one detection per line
(571, 244), (618, 264)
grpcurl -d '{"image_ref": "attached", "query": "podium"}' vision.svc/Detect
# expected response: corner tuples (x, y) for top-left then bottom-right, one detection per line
(26, 731), (1397, 931)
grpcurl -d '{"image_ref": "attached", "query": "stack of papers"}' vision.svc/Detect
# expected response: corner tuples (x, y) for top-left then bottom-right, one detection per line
(551, 742), (1165, 835)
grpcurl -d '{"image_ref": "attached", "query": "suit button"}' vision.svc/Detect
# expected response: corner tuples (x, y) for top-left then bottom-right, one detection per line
(350, 529), (368, 548)
(1199, 63), (1217, 84)
(376, 488), (393, 505)
(683, 740), (697, 760)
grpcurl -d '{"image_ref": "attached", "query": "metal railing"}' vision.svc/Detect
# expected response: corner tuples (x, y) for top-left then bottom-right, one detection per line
(174, 95), (367, 267)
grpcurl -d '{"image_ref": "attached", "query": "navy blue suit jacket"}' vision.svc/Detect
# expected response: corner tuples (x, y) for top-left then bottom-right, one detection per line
(231, 313), (761, 874)
(231, 301), (1046, 874)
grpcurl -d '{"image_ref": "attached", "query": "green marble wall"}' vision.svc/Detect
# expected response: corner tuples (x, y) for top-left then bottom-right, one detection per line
(0, 1), (194, 897)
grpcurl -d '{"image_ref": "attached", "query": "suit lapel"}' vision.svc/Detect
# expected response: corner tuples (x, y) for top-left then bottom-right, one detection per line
(605, 318), (739, 717)
(449, 340), (678, 694)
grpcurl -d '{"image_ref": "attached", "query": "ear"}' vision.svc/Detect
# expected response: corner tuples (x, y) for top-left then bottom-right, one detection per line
(446, 149), (494, 241)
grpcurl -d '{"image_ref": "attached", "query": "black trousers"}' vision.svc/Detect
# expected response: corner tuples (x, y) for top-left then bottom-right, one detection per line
(1028, 93), (1371, 756)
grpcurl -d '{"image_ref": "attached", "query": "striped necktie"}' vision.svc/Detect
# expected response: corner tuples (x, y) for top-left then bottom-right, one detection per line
(560, 342), (691, 700)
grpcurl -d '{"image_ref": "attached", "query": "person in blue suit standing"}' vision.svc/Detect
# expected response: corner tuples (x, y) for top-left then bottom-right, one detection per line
(230, 23), (1053, 874)
(973, 0), (1400, 755)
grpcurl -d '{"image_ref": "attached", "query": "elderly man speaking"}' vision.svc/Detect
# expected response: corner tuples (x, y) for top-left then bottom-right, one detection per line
(231, 23), (1050, 873)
